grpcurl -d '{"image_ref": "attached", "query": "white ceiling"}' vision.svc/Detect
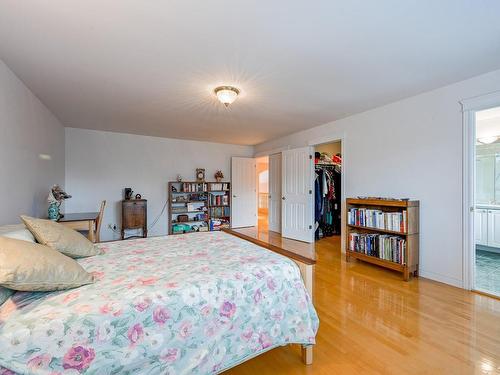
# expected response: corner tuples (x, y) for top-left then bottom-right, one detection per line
(1, 1), (500, 145)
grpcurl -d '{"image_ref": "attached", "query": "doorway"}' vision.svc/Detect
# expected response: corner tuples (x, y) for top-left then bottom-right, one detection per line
(313, 141), (342, 244)
(256, 156), (269, 230)
(474, 106), (500, 297)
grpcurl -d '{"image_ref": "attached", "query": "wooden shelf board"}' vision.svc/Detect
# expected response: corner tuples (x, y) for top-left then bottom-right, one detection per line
(171, 210), (207, 214)
(347, 198), (418, 208)
(347, 224), (407, 236)
(171, 220), (208, 224)
(347, 250), (405, 271)
(171, 191), (207, 194)
(172, 200), (207, 204)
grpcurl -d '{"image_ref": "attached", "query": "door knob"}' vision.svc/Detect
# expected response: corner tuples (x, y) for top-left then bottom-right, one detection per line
(268, 195), (271, 199)
(282, 196), (286, 200)
(233, 195), (237, 198)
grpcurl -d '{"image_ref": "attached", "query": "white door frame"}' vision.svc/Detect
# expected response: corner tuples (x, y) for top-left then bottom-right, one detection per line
(461, 90), (500, 290)
(308, 132), (346, 251)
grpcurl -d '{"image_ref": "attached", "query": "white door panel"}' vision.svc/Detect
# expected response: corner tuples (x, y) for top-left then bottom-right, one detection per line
(231, 157), (257, 228)
(474, 209), (488, 246)
(268, 153), (281, 233)
(487, 209), (500, 248)
(281, 147), (314, 242)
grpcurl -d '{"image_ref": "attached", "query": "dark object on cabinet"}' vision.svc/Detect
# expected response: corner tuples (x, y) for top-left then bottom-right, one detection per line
(124, 188), (133, 200)
(121, 199), (147, 239)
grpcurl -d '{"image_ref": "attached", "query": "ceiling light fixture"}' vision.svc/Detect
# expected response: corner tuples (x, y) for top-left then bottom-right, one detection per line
(478, 136), (498, 144)
(214, 86), (240, 107)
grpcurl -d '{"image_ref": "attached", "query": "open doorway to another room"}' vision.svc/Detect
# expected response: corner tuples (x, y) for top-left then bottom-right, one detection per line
(314, 141), (342, 244)
(256, 156), (269, 230)
(474, 106), (500, 297)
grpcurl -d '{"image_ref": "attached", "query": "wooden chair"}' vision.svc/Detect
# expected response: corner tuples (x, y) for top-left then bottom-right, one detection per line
(79, 200), (106, 243)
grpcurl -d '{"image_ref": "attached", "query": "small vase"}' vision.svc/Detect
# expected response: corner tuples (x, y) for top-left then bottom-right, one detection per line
(48, 202), (59, 221)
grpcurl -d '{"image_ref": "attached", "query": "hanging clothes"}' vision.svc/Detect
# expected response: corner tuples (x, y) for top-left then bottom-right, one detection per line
(314, 163), (341, 239)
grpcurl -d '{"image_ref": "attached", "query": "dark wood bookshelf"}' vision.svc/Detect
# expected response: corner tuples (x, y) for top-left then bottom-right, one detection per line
(168, 181), (231, 235)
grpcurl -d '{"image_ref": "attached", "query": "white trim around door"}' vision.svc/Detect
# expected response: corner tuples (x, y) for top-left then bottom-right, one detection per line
(308, 132), (347, 252)
(460, 90), (500, 290)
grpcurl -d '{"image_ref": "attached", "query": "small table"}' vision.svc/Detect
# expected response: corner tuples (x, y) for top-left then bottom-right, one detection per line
(58, 212), (99, 242)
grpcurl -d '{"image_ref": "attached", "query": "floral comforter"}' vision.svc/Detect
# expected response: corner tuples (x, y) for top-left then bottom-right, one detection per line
(0, 231), (318, 375)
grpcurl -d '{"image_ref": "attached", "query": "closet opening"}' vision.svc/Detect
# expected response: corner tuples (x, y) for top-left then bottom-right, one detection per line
(256, 156), (269, 230)
(314, 141), (342, 244)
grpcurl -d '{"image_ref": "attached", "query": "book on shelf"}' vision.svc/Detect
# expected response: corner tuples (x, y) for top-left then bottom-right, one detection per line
(348, 208), (407, 232)
(181, 182), (207, 192)
(209, 193), (229, 206)
(209, 206), (230, 218)
(348, 232), (406, 264)
(210, 182), (230, 191)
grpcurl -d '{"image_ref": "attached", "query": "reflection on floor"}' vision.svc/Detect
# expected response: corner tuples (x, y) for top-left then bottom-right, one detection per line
(226, 228), (500, 375)
(476, 249), (500, 296)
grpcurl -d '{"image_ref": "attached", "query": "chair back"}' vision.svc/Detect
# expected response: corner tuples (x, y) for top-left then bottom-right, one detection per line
(95, 200), (106, 242)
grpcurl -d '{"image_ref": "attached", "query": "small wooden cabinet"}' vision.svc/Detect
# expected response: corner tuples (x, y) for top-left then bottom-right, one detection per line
(121, 199), (147, 239)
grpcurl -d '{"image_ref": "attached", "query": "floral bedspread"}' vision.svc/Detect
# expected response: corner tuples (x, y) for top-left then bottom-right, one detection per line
(0, 231), (318, 375)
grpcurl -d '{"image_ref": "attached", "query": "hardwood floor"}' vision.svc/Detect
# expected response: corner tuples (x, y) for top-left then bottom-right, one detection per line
(225, 233), (500, 375)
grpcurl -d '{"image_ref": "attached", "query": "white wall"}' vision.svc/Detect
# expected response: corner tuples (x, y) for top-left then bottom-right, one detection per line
(65, 128), (253, 241)
(0, 59), (65, 224)
(255, 68), (500, 288)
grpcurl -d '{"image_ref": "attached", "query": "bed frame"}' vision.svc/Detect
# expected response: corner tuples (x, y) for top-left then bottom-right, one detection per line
(222, 228), (315, 365)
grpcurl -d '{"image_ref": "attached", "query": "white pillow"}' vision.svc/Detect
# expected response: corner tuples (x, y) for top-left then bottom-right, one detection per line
(0, 224), (36, 243)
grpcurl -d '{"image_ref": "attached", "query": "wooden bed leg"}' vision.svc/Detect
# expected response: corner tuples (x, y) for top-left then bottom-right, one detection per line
(301, 345), (313, 365)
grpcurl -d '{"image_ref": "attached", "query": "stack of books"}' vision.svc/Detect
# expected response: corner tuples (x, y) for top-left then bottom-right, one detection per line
(348, 232), (406, 264)
(210, 183), (230, 191)
(348, 208), (407, 232)
(209, 206), (230, 218)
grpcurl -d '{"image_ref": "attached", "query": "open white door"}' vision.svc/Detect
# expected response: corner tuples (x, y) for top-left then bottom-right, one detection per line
(268, 153), (282, 233)
(231, 157), (257, 228)
(281, 147), (314, 242)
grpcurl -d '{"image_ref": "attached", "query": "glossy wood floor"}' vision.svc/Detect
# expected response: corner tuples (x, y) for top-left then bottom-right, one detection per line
(225, 221), (500, 374)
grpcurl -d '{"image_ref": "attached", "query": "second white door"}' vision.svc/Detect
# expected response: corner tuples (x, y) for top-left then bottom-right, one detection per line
(231, 157), (257, 228)
(281, 147), (314, 242)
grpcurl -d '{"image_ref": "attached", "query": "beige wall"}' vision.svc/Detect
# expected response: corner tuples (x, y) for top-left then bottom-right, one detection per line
(0, 59), (65, 224)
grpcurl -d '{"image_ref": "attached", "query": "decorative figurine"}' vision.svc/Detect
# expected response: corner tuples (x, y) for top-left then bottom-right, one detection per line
(176, 174), (183, 182)
(214, 170), (224, 182)
(47, 184), (72, 221)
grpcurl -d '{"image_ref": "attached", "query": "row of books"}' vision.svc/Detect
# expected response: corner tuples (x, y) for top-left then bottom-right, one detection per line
(210, 182), (230, 191)
(209, 194), (229, 206)
(209, 218), (230, 231)
(181, 183), (207, 192)
(348, 232), (406, 264)
(348, 208), (407, 233)
(209, 206), (230, 218)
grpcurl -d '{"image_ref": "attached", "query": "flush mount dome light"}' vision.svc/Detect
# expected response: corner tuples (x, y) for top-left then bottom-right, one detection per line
(214, 86), (240, 107)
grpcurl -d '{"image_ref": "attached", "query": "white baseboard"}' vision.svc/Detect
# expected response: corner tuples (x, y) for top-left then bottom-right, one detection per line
(419, 270), (463, 289)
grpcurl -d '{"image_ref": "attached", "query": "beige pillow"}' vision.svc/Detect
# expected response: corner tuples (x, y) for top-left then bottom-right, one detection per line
(21, 215), (101, 258)
(0, 236), (94, 291)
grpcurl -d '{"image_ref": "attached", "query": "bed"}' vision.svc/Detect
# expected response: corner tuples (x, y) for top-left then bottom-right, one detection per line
(0, 231), (319, 374)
